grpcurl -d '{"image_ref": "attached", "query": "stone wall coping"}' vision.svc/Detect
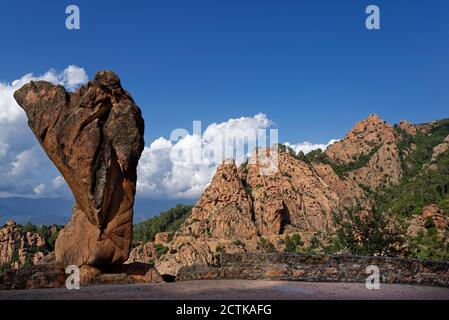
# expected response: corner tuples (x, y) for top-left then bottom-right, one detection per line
(220, 252), (449, 266)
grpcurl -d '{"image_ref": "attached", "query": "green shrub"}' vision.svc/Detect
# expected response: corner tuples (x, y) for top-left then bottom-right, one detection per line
(374, 148), (449, 218)
(155, 244), (169, 258)
(233, 240), (244, 246)
(284, 233), (304, 253)
(332, 207), (404, 257)
(408, 228), (449, 260)
(258, 237), (277, 253)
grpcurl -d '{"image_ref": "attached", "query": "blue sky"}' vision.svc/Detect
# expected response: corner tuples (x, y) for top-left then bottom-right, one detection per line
(1, 0), (448, 144)
(1, 0), (449, 205)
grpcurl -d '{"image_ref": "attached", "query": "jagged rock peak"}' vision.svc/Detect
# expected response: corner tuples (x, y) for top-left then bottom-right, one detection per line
(325, 114), (396, 164)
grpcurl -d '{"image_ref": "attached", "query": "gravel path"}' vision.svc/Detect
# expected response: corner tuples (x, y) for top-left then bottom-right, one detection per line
(1, 280), (448, 300)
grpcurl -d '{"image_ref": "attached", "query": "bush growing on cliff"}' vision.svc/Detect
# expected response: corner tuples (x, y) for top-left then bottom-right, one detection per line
(284, 234), (304, 253)
(132, 204), (193, 247)
(374, 149), (449, 218)
(332, 207), (404, 257)
(155, 244), (169, 258)
(305, 232), (326, 255)
(285, 145), (381, 179)
(233, 240), (244, 247)
(257, 237), (277, 253)
(407, 228), (449, 260)
(396, 119), (449, 178)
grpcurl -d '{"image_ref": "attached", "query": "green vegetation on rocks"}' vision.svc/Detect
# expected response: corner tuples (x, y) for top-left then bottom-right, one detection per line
(132, 204), (193, 247)
(376, 120), (449, 218)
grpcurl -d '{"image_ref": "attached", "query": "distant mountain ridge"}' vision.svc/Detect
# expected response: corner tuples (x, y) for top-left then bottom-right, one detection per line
(0, 196), (193, 226)
(0, 197), (73, 226)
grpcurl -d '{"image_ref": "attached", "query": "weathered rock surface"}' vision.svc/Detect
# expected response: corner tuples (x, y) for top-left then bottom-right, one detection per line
(14, 71), (145, 267)
(323, 114), (403, 191)
(431, 135), (449, 163)
(0, 261), (163, 290)
(156, 151), (366, 275)
(246, 151), (342, 236)
(81, 263), (163, 284)
(177, 161), (258, 240)
(326, 114), (396, 164)
(0, 220), (55, 269)
(155, 232), (171, 244)
(408, 204), (449, 240)
(398, 120), (418, 136)
(312, 163), (366, 208)
(126, 242), (158, 264)
(348, 142), (403, 190)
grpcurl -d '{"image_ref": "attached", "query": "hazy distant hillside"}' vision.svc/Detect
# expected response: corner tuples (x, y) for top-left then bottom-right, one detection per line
(0, 196), (194, 225)
(134, 198), (195, 222)
(0, 197), (73, 226)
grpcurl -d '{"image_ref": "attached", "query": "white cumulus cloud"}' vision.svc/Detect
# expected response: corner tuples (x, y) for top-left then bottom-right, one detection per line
(284, 139), (339, 155)
(63, 65), (89, 91)
(137, 114), (274, 199)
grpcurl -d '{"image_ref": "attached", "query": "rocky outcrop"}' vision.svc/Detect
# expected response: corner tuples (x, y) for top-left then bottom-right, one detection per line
(126, 242), (158, 264)
(14, 71), (145, 267)
(348, 142), (403, 190)
(176, 151), (355, 241)
(245, 151), (342, 236)
(326, 114), (396, 164)
(80, 263), (163, 284)
(431, 135), (449, 162)
(312, 163), (366, 208)
(324, 114), (403, 190)
(398, 120), (418, 136)
(155, 232), (171, 244)
(0, 261), (163, 290)
(177, 161), (258, 240)
(408, 204), (449, 239)
(0, 220), (55, 269)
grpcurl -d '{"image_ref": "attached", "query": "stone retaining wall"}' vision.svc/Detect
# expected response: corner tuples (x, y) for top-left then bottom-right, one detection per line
(177, 253), (449, 287)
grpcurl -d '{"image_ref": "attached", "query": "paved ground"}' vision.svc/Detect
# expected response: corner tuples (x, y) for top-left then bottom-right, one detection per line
(1, 280), (449, 300)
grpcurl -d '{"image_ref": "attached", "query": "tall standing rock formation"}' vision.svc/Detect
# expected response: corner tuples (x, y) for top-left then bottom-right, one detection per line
(14, 71), (145, 267)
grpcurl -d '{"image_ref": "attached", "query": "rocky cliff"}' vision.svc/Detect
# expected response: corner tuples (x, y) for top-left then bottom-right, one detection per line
(145, 114), (449, 276)
(0, 220), (58, 271)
